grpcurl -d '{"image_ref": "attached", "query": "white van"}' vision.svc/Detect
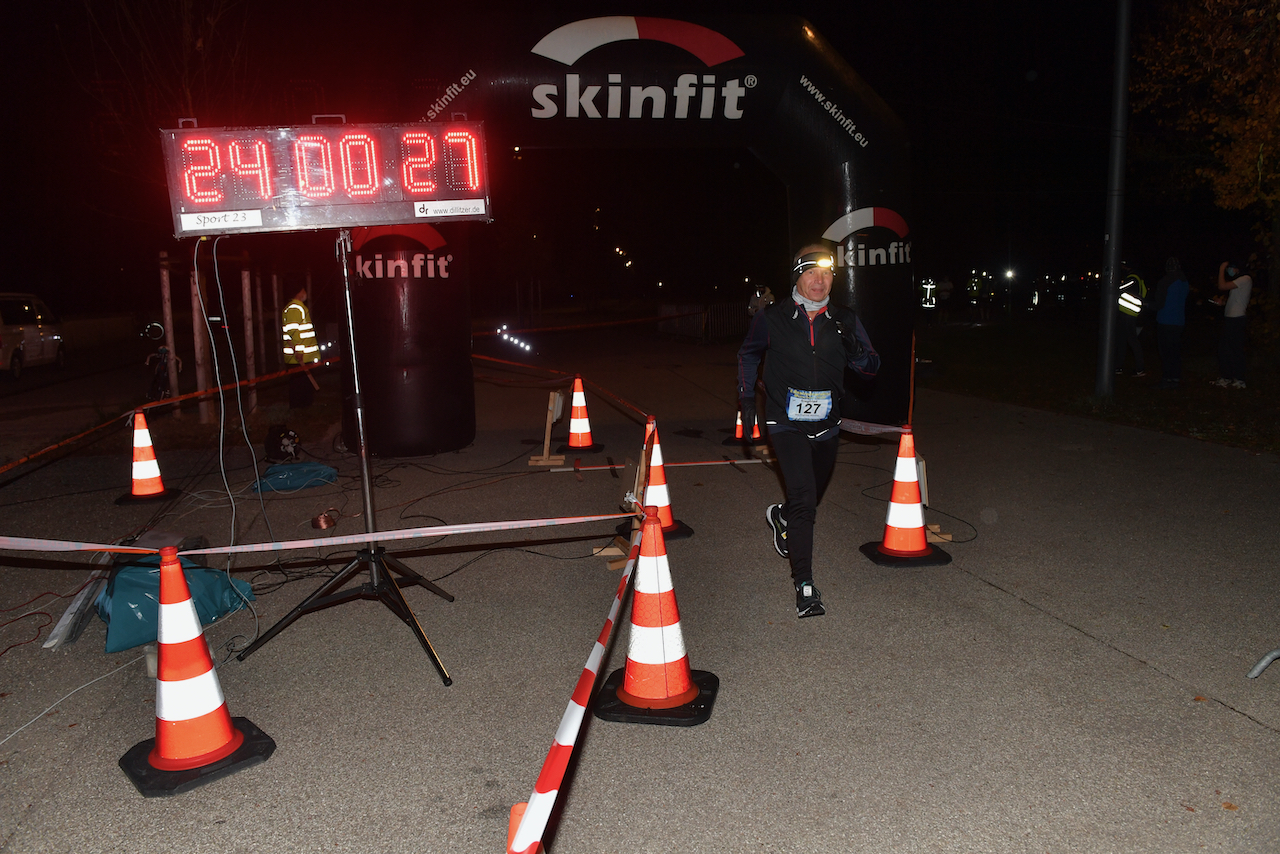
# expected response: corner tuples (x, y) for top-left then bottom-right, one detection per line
(0, 293), (65, 380)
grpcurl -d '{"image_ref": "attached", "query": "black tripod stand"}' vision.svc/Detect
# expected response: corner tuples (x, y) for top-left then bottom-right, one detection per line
(236, 230), (453, 685)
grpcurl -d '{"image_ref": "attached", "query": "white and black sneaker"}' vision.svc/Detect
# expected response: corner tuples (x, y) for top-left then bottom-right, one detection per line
(795, 580), (825, 618)
(766, 503), (788, 558)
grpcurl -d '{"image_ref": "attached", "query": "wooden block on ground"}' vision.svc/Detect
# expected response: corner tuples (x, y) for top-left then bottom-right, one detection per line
(593, 541), (626, 558)
(528, 454), (566, 466)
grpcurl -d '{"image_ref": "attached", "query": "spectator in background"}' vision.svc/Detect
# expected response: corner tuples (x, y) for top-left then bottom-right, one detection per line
(937, 276), (955, 323)
(1113, 267), (1147, 377)
(1151, 257), (1189, 389)
(747, 284), (775, 317)
(1211, 261), (1252, 389)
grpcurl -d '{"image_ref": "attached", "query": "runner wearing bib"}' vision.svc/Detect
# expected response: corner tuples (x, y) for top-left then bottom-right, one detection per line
(737, 242), (880, 617)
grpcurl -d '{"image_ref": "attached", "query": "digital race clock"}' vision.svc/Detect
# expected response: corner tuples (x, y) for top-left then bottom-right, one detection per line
(160, 122), (491, 238)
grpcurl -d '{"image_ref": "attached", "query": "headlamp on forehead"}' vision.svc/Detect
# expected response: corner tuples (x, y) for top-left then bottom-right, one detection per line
(792, 252), (835, 284)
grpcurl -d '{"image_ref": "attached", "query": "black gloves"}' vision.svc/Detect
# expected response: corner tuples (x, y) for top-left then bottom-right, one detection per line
(834, 318), (865, 362)
(739, 397), (757, 437)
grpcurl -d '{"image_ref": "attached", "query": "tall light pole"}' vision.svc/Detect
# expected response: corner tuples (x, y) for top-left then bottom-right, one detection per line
(1096, 0), (1133, 400)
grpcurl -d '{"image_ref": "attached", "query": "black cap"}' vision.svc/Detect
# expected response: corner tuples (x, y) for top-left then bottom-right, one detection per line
(791, 251), (835, 285)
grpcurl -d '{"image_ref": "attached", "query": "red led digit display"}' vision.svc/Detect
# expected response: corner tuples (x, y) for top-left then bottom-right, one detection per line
(443, 131), (480, 191)
(229, 139), (272, 200)
(339, 132), (379, 198)
(160, 121), (491, 237)
(294, 135), (336, 198)
(401, 132), (438, 194)
(182, 138), (223, 203)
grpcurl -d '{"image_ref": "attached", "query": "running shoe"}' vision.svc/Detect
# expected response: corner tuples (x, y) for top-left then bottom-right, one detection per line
(795, 580), (825, 618)
(766, 503), (788, 558)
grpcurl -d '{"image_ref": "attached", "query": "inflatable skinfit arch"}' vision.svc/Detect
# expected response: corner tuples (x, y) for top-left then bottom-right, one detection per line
(352, 14), (912, 453)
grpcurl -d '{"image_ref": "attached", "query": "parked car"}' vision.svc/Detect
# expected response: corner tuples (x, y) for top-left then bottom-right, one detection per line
(0, 293), (65, 380)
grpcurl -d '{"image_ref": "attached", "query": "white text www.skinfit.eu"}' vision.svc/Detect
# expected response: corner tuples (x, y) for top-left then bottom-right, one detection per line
(798, 75), (868, 147)
(426, 69), (477, 120)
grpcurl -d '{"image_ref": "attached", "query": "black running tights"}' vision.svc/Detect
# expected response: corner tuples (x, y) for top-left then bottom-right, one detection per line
(769, 430), (840, 585)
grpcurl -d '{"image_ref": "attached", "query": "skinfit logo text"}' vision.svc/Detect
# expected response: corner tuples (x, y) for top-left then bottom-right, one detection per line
(531, 73), (750, 120)
(355, 253), (452, 279)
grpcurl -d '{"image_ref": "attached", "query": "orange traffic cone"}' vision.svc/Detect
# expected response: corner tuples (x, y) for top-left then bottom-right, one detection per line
(860, 432), (951, 566)
(507, 802), (542, 854)
(595, 508), (718, 726)
(643, 418), (692, 539)
(116, 410), (180, 504)
(562, 375), (602, 452)
(120, 546), (274, 796)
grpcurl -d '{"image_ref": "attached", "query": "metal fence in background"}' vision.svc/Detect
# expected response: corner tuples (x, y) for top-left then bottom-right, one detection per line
(658, 303), (750, 343)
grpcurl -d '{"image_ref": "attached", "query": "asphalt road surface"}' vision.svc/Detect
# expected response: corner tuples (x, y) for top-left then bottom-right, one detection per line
(2, 328), (1277, 853)
(0, 348), (147, 468)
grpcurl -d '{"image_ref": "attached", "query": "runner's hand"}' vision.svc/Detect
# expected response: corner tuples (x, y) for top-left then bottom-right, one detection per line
(739, 398), (757, 436)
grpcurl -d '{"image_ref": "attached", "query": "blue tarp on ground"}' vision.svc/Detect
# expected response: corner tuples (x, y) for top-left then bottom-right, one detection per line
(94, 554), (254, 653)
(252, 461), (338, 492)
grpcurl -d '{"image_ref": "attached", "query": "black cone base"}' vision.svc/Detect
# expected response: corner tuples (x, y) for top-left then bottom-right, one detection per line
(859, 541), (952, 567)
(120, 717), (275, 797)
(557, 442), (605, 454)
(116, 488), (182, 505)
(616, 519), (693, 540)
(593, 668), (718, 727)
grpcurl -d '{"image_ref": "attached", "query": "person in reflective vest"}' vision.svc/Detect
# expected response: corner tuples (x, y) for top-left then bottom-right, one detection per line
(1113, 269), (1147, 377)
(282, 287), (320, 407)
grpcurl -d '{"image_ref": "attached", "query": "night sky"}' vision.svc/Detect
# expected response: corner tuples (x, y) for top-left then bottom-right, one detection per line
(4, 1), (1251, 316)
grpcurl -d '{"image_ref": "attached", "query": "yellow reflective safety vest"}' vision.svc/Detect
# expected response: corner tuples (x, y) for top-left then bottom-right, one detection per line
(282, 299), (320, 365)
(1117, 273), (1146, 317)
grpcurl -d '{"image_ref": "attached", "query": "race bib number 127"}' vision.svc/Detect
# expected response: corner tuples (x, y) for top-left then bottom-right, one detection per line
(786, 388), (832, 422)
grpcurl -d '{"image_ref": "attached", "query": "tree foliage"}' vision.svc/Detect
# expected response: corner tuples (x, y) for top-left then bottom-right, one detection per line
(74, 0), (253, 124)
(1133, 0), (1278, 212)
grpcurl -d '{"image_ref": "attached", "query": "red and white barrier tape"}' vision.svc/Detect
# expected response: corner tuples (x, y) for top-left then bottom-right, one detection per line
(839, 418), (910, 436)
(0, 360), (340, 478)
(178, 513), (635, 557)
(0, 536), (156, 554)
(508, 526), (643, 854)
(1, 513), (635, 559)
(550, 458), (763, 474)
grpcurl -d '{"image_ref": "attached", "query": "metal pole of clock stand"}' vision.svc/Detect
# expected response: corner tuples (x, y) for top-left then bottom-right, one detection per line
(236, 229), (454, 686)
(339, 228), (380, 540)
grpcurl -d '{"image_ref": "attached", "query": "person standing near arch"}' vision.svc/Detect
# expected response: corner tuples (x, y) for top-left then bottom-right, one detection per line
(737, 242), (880, 618)
(282, 286), (321, 408)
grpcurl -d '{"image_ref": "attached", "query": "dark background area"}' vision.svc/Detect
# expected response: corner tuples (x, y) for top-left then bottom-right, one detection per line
(3, 1), (1257, 318)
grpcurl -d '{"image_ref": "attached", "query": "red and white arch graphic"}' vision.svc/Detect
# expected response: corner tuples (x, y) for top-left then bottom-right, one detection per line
(532, 16), (745, 67)
(822, 207), (909, 243)
(352, 223), (446, 251)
